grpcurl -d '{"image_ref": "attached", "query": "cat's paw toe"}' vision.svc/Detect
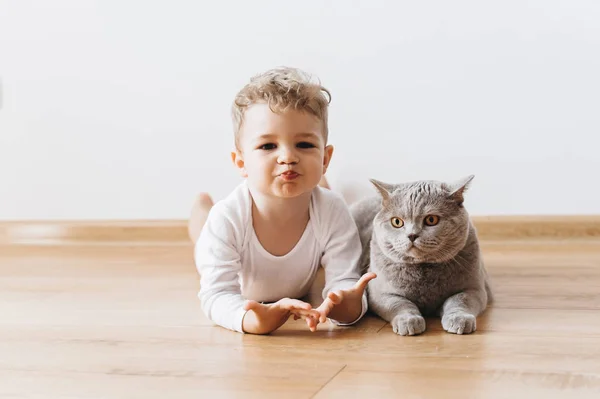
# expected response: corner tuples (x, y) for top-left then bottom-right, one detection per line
(391, 314), (426, 336)
(442, 312), (476, 334)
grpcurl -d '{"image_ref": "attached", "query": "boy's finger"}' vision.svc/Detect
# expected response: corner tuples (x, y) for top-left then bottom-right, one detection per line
(280, 298), (312, 311)
(306, 314), (318, 332)
(319, 311), (328, 324)
(305, 317), (312, 331)
(355, 272), (377, 291)
(327, 291), (344, 305)
(317, 300), (334, 323)
(291, 308), (319, 318)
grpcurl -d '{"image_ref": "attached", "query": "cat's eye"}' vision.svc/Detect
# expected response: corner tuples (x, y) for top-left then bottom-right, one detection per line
(424, 215), (440, 226)
(391, 217), (404, 228)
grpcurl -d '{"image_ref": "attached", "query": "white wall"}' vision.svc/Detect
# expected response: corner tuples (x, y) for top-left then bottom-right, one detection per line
(1, 0), (599, 220)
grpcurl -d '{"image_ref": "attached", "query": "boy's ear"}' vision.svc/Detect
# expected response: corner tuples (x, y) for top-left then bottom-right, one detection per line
(322, 145), (334, 174)
(231, 150), (248, 178)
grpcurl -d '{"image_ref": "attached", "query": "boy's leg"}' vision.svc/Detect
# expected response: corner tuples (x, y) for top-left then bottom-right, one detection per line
(188, 193), (214, 244)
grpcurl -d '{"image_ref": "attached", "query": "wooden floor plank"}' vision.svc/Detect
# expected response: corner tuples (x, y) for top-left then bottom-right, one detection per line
(1, 239), (600, 398)
(314, 368), (600, 399)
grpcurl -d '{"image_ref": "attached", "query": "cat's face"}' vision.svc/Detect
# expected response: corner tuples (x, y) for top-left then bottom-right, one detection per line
(371, 176), (474, 264)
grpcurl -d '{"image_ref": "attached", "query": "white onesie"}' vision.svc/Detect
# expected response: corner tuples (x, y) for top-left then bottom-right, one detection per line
(195, 181), (367, 333)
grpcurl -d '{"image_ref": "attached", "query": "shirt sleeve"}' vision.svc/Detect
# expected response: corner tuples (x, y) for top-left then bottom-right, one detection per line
(195, 204), (248, 333)
(320, 196), (368, 326)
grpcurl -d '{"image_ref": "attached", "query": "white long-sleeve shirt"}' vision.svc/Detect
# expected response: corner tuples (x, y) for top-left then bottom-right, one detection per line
(194, 181), (367, 333)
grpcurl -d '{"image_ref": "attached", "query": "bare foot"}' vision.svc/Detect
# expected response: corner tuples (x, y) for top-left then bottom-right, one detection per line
(319, 176), (330, 189)
(188, 193), (214, 243)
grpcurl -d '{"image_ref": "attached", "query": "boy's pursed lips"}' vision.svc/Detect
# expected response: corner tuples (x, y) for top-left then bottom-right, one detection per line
(277, 170), (300, 180)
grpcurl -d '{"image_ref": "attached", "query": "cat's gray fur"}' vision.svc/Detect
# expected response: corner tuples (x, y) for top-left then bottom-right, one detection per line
(351, 176), (492, 335)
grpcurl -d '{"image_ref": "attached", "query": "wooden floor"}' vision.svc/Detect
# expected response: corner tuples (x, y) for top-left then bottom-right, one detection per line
(1, 240), (600, 398)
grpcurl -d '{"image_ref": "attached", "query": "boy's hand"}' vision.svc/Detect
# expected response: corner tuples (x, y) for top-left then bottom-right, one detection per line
(312, 272), (377, 328)
(242, 298), (320, 335)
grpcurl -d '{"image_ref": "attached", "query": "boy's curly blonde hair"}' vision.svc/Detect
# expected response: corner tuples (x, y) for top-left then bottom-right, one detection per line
(232, 67), (331, 147)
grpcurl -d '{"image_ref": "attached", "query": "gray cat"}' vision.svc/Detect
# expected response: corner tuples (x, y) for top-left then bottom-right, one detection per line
(351, 176), (492, 335)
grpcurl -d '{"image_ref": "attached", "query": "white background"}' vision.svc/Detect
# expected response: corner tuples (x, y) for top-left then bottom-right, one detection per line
(1, 0), (599, 220)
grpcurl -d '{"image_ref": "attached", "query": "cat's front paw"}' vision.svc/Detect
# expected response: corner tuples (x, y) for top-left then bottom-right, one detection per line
(391, 314), (426, 336)
(442, 312), (476, 334)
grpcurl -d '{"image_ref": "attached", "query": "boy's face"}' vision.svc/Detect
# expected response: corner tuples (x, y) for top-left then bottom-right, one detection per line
(233, 103), (333, 199)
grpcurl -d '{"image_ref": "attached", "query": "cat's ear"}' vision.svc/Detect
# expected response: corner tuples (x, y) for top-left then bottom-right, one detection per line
(369, 179), (394, 205)
(445, 175), (474, 205)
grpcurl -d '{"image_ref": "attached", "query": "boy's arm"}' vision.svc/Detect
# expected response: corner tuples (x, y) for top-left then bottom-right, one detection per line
(319, 198), (371, 325)
(195, 206), (248, 332)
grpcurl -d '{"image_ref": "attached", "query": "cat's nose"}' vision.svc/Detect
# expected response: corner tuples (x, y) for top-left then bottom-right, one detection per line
(408, 234), (419, 242)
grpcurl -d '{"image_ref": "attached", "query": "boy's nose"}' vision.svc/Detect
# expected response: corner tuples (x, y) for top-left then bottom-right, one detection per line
(277, 148), (299, 164)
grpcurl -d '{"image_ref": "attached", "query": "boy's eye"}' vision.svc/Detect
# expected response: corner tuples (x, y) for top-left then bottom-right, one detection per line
(259, 143), (276, 150)
(297, 142), (316, 149)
